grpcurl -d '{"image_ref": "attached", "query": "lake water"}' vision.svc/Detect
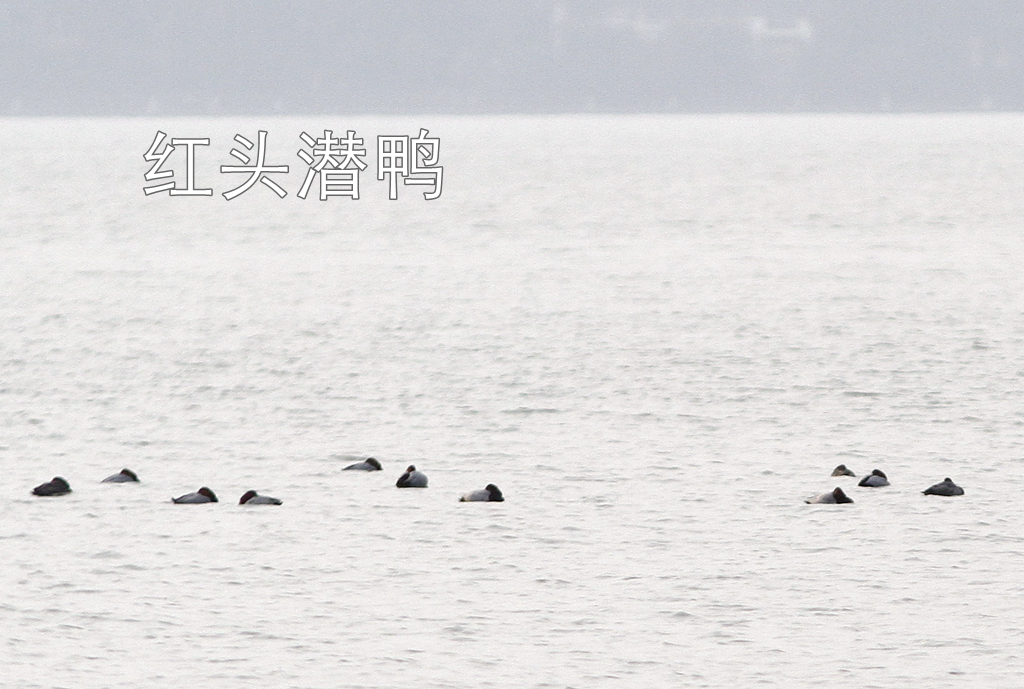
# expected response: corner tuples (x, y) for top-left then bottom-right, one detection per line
(2, 114), (1024, 688)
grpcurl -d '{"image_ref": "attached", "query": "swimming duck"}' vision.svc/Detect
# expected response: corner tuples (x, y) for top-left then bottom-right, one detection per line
(343, 457), (382, 471)
(102, 468), (140, 483)
(804, 487), (854, 504)
(172, 487), (218, 503)
(459, 484), (504, 502)
(922, 477), (964, 496)
(33, 476), (71, 496)
(396, 465), (428, 488)
(239, 490), (282, 505)
(831, 464), (856, 477)
(858, 469), (890, 487)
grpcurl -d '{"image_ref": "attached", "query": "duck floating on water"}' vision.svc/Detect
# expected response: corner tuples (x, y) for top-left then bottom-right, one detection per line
(923, 477), (964, 496)
(102, 468), (139, 483)
(805, 487), (854, 504)
(172, 487), (218, 503)
(396, 465), (428, 488)
(858, 469), (890, 487)
(343, 457), (382, 471)
(33, 477), (71, 496)
(459, 484), (504, 502)
(239, 490), (282, 505)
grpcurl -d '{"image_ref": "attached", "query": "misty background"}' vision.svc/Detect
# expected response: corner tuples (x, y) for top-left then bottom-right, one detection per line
(2, 1), (1023, 115)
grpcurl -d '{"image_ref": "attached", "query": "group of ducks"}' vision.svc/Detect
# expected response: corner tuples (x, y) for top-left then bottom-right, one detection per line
(29, 459), (506, 504)
(804, 464), (966, 504)
(31, 460), (966, 506)
(347, 459), (504, 501)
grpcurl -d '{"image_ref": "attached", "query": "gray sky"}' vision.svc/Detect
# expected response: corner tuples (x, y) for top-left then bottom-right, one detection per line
(2, 1), (1022, 115)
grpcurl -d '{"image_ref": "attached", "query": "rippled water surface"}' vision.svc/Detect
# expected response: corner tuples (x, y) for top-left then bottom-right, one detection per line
(2, 114), (1024, 688)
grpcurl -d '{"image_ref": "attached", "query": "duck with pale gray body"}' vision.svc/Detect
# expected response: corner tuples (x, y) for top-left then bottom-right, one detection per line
(239, 490), (282, 505)
(460, 484), (504, 502)
(804, 487), (854, 504)
(858, 469), (890, 487)
(33, 476), (71, 496)
(172, 487), (218, 503)
(343, 457), (382, 471)
(923, 478), (964, 496)
(102, 468), (139, 483)
(396, 465), (428, 488)
(831, 464), (856, 477)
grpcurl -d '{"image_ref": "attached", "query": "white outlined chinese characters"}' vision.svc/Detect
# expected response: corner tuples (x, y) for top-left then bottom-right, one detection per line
(296, 130), (367, 200)
(405, 128), (443, 200)
(143, 131), (213, 196)
(376, 135), (409, 200)
(220, 131), (290, 200)
(376, 129), (443, 200)
(144, 128), (441, 200)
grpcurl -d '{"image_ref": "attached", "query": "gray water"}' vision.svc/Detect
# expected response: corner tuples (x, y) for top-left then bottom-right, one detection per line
(2, 114), (1024, 688)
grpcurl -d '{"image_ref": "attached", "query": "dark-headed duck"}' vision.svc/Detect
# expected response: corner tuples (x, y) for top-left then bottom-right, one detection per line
(804, 487), (854, 504)
(33, 476), (71, 496)
(460, 484), (504, 502)
(172, 487), (218, 504)
(858, 469), (890, 487)
(396, 465), (428, 488)
(239, 490), (282, 505)
(343, 457), (383, 471)
(831, 464), (856, 477)
(102, 468), (140, 483)
(923, 477), (964, 496)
